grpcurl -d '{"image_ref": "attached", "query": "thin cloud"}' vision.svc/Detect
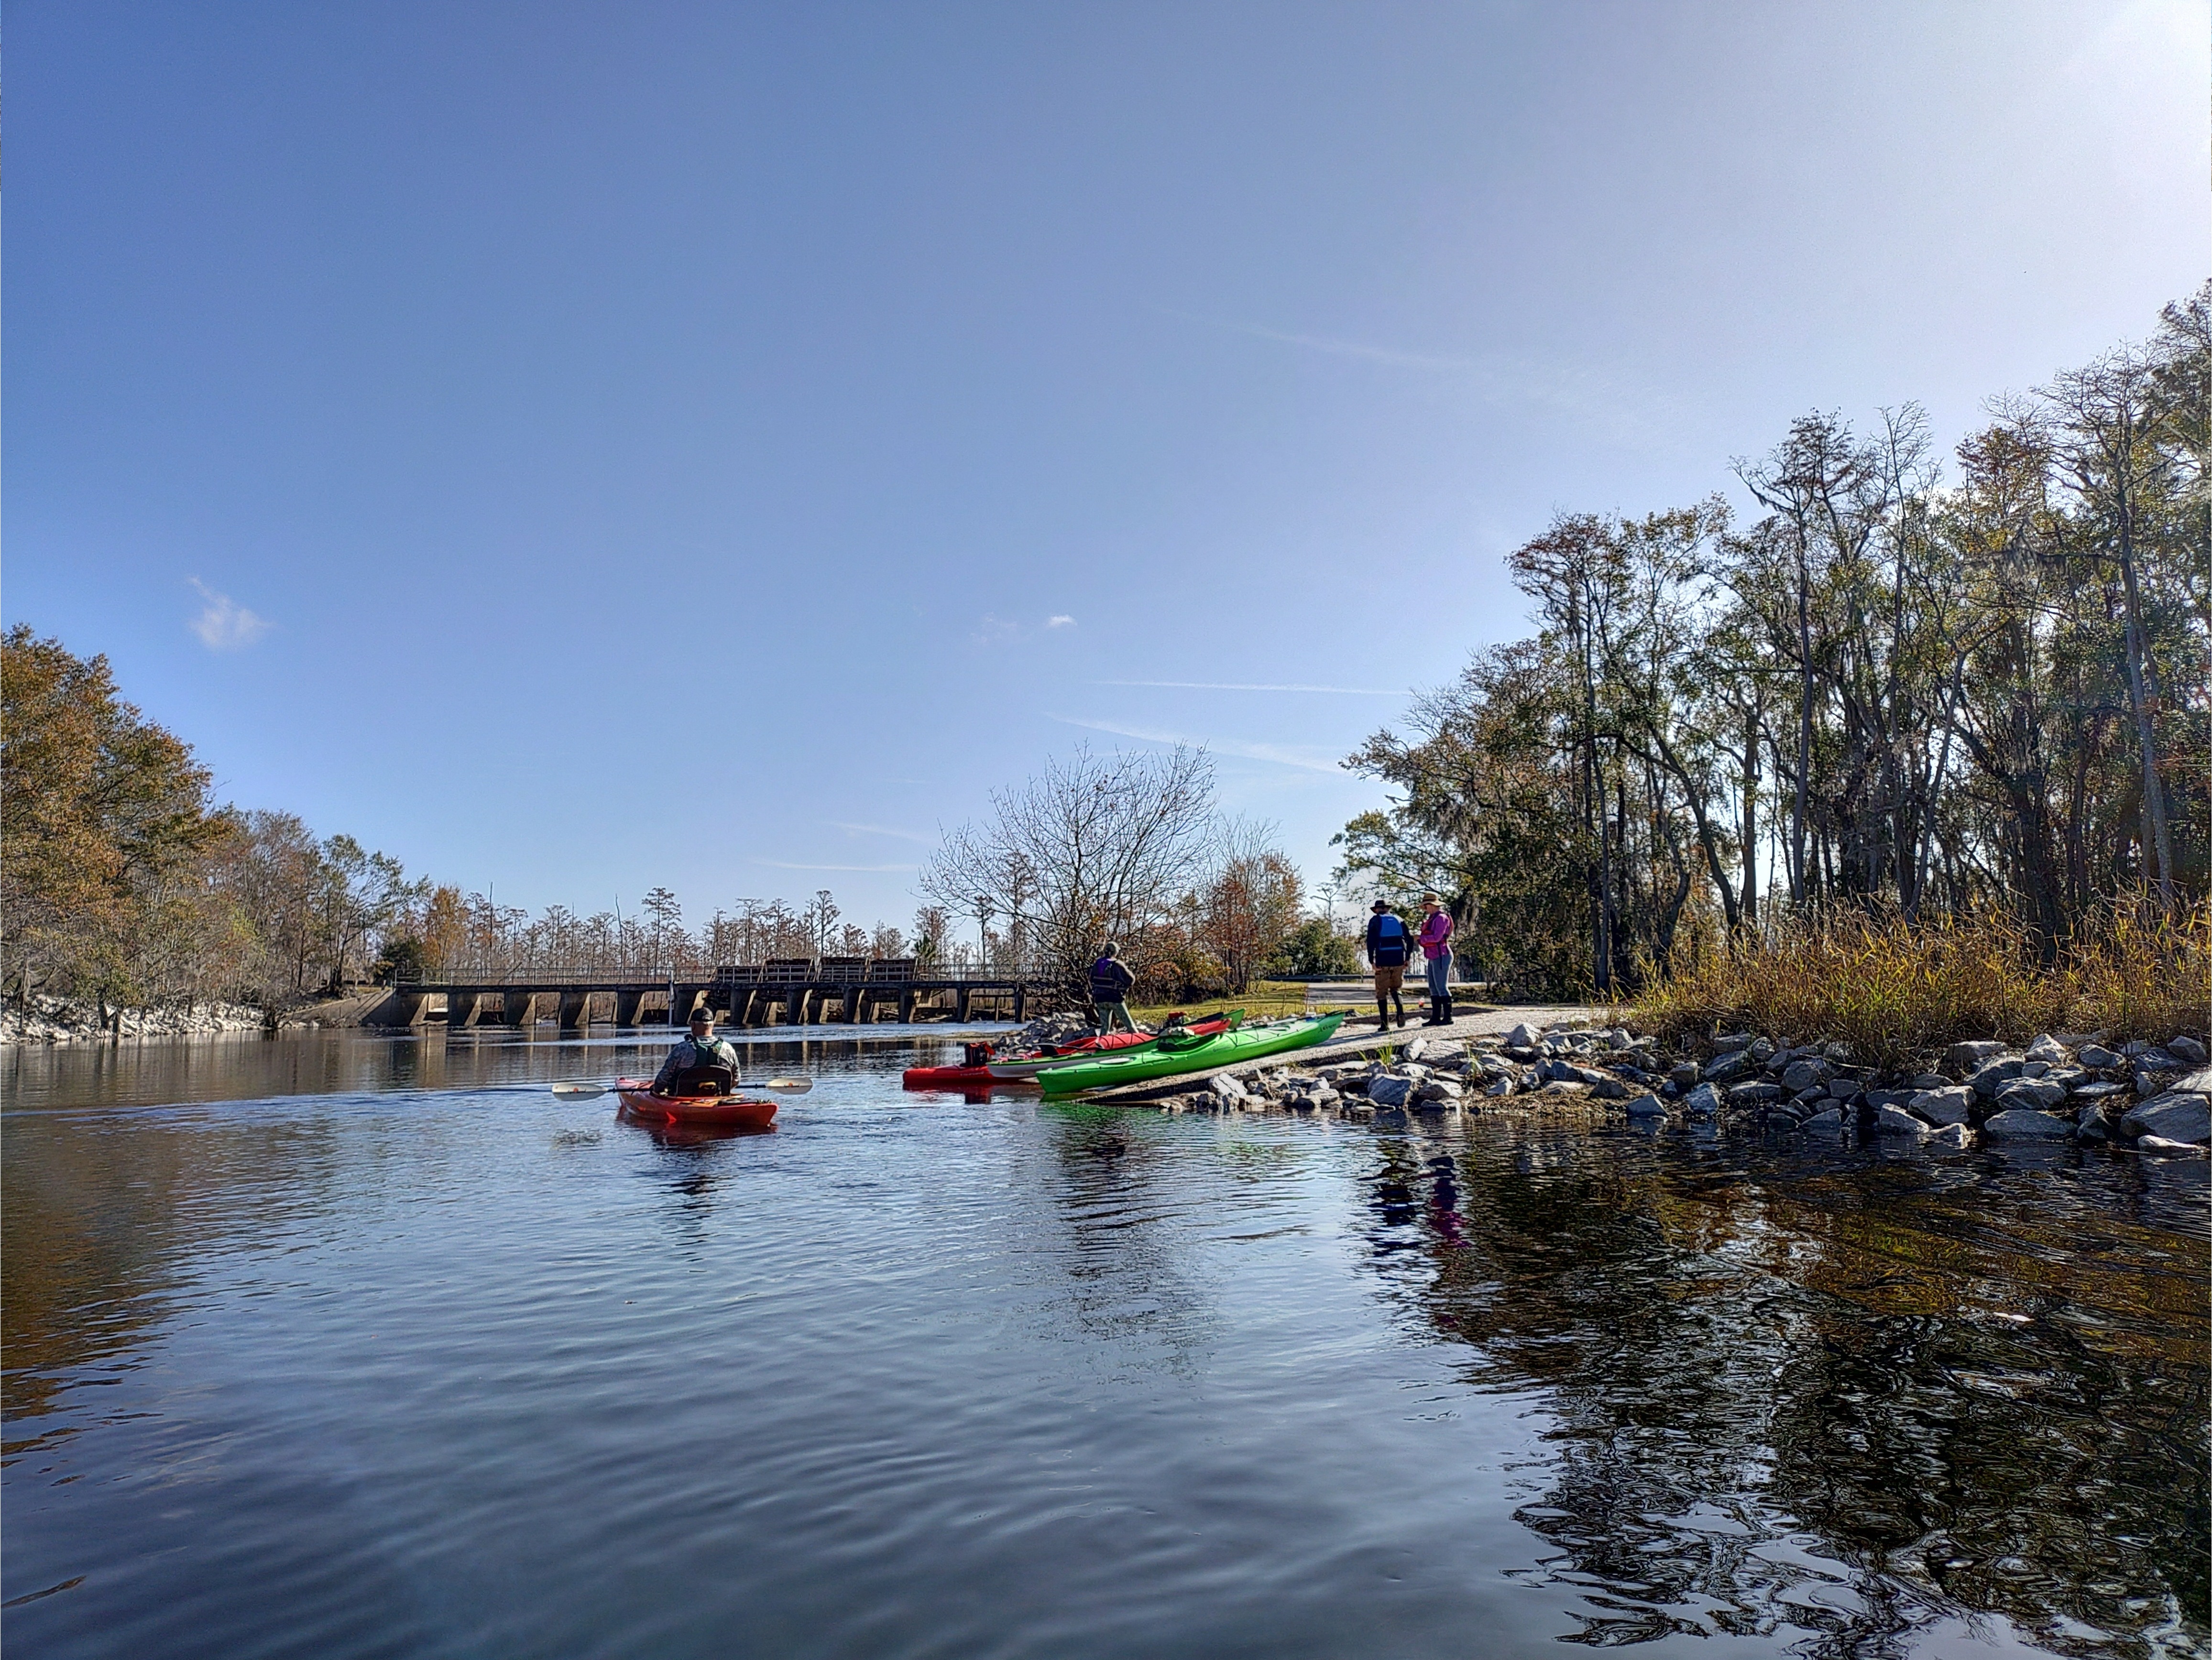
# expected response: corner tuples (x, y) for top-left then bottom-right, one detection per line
(756, 858), (919, 873)
(187, 578), (271, 650)
(971, 613), (1022, 644)
(1093, 679), (1404, 695)
(1046, 614), (1076, 628)
(826, 822), (934, 844)
(1179, 311), (1689, 445)
(1049, 714), (1343, 774)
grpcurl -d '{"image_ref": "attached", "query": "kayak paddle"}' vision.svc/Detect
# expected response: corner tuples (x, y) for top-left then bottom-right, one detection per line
(551, 1077), (814, 1099)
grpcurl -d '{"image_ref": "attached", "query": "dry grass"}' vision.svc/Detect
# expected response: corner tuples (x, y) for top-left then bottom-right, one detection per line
(1128, 980), (1312, 1026)
(1634, 898), (2210, 1070)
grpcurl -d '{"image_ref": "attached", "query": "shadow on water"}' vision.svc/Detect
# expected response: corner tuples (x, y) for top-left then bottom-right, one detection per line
(1358, 1122), (2210, 1657)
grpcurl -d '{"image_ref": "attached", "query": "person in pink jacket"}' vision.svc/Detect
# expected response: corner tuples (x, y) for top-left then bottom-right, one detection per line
(1417, 893), (1455, 1027)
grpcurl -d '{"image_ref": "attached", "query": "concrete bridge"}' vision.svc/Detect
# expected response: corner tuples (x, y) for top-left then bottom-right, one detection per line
(365, 959), (1052, 1030)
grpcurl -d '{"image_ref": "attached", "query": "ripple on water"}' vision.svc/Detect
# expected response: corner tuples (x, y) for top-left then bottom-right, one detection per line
(2, 1034), (2206, 1659)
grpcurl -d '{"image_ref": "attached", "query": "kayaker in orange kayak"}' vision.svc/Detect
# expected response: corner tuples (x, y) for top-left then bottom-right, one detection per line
(652, 1007), (741, 1095)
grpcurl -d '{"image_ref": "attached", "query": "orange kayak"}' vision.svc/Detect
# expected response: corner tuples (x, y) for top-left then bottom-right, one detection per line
(614, 1078), (778, 1130)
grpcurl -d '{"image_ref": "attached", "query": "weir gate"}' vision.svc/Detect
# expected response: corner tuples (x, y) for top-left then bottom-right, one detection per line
(369, 959), (1051, 1029)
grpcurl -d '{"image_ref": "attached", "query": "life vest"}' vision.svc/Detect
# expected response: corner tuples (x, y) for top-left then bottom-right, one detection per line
(1089, 956), (1134, 1001)
(1369, 914), (1410, 968)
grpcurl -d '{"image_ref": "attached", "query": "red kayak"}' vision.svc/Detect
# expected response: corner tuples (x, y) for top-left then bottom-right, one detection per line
(902, 1016), (1228, 1091)
(614, 1077), (777, 1130)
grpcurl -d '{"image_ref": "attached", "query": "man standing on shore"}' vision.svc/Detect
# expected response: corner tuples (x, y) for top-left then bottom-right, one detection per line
(1418, 893), (1455, 1027)
(1089, 942), (1137, 1033)
(1364, 900), (1411, 1030)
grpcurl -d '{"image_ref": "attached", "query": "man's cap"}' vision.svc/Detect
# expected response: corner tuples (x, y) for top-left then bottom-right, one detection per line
(688, 1008), (714, 1025)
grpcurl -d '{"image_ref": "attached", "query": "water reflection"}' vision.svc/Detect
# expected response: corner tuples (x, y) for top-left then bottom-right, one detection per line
(1357, 1125), (2210, 1655)
(5, 1034), (2206, 1659)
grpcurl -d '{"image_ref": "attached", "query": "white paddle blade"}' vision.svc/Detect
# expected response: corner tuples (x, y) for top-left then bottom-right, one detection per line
(756, 1077), (813, 1093)
(551, 1081), (613, 1098)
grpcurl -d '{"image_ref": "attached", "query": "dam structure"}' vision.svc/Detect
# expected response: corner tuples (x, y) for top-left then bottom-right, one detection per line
(368, 959), (1050, 1030)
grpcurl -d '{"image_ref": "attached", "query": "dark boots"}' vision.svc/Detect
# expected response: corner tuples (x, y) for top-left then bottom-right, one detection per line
(1376, 997), (1391, 1030)
(1424, 996), (1454, 1027)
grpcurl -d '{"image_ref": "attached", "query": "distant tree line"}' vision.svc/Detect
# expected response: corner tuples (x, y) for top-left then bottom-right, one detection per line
(0, 627), (940, 1012)
(1, 627), (426, 1013)
(1336, 287), (2210, 997)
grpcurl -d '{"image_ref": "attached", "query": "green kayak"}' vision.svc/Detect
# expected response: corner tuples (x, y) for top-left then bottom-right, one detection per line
(1034, 1012), (1346, 1096)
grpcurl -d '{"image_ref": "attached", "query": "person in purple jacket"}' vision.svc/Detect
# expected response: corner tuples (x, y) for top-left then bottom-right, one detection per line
(1417, 893), (1455, 1027)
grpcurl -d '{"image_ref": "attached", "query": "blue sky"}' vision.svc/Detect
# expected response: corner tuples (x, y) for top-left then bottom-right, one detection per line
(8, 0), (2204, 935)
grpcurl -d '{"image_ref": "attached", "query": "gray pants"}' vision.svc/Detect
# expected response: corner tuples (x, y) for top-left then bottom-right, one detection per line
(1094, 999), (1135, 1033)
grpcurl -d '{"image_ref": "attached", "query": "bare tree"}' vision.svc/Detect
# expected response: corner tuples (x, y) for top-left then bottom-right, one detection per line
(921, 744), (1216, 997)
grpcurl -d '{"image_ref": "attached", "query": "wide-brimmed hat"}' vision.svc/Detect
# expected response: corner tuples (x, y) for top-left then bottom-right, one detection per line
(1370, 899), (1391, 912)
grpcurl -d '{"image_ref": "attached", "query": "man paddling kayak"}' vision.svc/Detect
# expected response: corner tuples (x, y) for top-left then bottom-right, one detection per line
(652, 1007), (741, 1095)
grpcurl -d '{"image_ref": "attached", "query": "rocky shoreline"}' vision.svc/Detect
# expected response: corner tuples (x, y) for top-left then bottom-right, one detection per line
(1, 994), (273, 1045)
(1069, 1016), (2212, 1156)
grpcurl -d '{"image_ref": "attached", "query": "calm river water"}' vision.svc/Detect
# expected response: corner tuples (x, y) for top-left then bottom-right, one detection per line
(4, 1029), (2206, 1659)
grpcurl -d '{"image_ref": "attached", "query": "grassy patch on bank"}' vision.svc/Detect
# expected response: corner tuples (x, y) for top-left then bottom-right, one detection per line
(1634, 898), (2210, 1069)
(1129, 980), (1312, 1025)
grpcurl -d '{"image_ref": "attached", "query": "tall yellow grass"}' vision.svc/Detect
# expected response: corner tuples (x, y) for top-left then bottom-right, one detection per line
(1634, 898), (2210, 1069)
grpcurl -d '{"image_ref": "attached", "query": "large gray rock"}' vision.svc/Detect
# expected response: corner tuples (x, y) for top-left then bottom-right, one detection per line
(2137, 1135), (2211, 1158)
(2168, 1035), (2208, 1065)
(1682, 1083), (1721, 1118)
(1944, 1039), (2011, 1074)
(1929, 1123), (1973, 1149)
(2070, 1080), (2128, 1102)
(2077, 1043), (2124, 1069)
(2075, 1106), (2110, 1144)
(1800, 1108), (1846, 1134)
(1212, 1071), (1250, 1101)
(1622, 1093), (1668, 1119)
(1729, 1081), (1785, 1105)
(1908, 1086), (1972, 1126)
(1712, 1032), (1753, 1052)
(2025, 1034), (2070, 1064)
(1400, 1037), (1434, 1063)
(1414, 1078), (1463, 1104)
(1874, 1103), (1932, 1137)
(1367, 1075), (1415, 1109)
(1982, 1108), (2075, 1141)
(1993, 1077), (2069, 1113)
(1970, 1058), (2028, 1098)
(1483, 1076), (1514, 1097)
(1781, 1059), (1832, 1093)
(1505, 1022), (1539, 1048)
(2120, 1092), (2212, 1145)
(1704, 1050), (1757, 1087)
